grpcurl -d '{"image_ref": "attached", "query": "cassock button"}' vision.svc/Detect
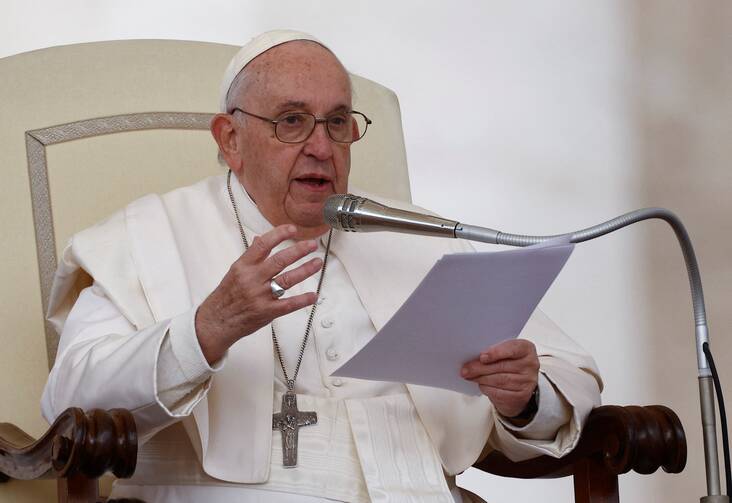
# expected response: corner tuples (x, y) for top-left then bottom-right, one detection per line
(332, 378), (344, 387)
(326, 348), (339, 361)
(320, 318), (334, 328)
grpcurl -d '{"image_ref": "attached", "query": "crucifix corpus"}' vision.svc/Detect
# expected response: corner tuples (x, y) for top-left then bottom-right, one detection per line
(272, 392), (317, 467)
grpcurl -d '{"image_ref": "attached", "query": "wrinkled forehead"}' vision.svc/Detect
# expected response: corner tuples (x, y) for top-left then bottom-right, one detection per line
(228, 41), (352, 113)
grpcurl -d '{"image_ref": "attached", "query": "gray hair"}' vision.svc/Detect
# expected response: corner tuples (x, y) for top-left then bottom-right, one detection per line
(217, 69), (251, 166)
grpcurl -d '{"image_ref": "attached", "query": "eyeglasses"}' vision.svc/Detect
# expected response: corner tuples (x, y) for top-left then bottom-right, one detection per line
(230, 108), (372, 144)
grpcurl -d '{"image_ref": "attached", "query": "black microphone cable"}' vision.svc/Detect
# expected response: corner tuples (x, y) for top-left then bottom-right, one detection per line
(703, 342), (731, 496)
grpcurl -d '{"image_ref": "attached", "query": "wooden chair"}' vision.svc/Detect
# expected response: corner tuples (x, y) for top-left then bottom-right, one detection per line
(0, 403), (685, 502)
(0, 409), (136, 503)
(0, 40), (686, 501)
(474, 405), (686, 502)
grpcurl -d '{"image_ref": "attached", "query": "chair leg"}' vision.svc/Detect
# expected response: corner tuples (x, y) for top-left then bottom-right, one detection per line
(58, 473), (100, 503)
(573, 456), (619, 503)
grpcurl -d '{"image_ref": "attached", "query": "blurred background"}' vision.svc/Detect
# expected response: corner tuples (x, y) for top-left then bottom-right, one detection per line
(1, 1), (731, 501)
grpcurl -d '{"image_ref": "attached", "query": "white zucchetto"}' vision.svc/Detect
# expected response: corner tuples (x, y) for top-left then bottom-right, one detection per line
(218, 29), (326, 112)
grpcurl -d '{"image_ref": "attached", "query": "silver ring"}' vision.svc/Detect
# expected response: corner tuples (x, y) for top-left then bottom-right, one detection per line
(270, 279), (286, 299)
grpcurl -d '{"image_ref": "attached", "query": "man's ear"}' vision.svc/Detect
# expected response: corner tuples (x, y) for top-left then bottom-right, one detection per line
(351, 119), (359, 142)
(210, 113), (241, 168)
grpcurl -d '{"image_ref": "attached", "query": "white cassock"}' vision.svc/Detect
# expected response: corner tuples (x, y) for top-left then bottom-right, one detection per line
(41, 173), (602, 502)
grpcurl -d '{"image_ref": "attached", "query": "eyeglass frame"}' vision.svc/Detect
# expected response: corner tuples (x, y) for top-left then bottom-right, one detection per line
(229, 107), (372, 144)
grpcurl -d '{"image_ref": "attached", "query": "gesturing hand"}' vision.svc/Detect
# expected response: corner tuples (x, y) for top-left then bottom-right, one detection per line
(461, 339), (539, 418)
(196, 224), (323, 364)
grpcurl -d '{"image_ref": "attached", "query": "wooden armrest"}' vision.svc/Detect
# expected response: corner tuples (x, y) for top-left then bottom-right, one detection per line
(475, 405), (686, 478)
(0, 408), (137, 482)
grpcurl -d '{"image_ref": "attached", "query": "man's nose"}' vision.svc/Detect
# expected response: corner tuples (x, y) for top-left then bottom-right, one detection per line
(302, 121), (334, 160)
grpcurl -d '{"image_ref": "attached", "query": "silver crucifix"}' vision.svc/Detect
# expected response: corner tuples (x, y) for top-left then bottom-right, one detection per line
(272, 391), (317, 467)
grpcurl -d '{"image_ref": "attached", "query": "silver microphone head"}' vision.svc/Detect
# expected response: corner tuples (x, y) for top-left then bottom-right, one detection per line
(323, 194), (458, 238)
(323, 194), (370, 231)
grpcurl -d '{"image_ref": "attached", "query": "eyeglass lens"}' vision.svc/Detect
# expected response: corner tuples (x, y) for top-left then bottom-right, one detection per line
(276, 112), (369, 143)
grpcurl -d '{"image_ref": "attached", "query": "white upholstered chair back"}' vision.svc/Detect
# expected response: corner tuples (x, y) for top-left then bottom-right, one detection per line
(0, 39), (410, 501)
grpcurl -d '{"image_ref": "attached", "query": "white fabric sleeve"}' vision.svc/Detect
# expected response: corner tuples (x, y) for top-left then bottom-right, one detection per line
(494, 372), (572, 440)
(157, 307), (226, 414)
(40, 285), (221, 441)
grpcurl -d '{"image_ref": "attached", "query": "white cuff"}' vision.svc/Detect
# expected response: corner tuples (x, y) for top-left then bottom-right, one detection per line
(168, 306), (226, 382)
(155, 307), (227, 415)
(495, 372), (572, 441)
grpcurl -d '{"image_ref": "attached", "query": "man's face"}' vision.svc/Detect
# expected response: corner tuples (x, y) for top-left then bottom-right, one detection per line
(227, 42), (352, 236)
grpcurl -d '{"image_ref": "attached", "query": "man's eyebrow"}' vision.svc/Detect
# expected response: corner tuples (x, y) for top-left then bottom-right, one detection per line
(273, 101), (352, 115)
(275, 100), (308, 112)
(327, 104), (351, 115)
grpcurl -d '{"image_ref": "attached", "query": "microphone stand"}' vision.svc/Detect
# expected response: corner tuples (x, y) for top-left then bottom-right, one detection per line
(455, 208), (727, 503)
(325, 194), (728, 500)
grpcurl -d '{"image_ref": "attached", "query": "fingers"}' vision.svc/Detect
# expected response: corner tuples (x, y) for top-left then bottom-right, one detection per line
(479, 339), (536, 364)
(461, 340), (538, 380)
(477, 386), (531, 402)
(461, 358), (533, 380)
(274, 257), (323, 290)
(461, 347), (539, 418)
(240, 226), (323, 289)
(460, 339), (539, 416)
(245, 224), (299, 262)
(270, 292), (319, 318)
(468, 372), (535, 391)
(196, 224), (325, 361)
(263, 239), (319, 279)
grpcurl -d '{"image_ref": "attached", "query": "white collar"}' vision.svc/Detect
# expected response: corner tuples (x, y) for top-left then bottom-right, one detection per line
(228, 172), (275, 237)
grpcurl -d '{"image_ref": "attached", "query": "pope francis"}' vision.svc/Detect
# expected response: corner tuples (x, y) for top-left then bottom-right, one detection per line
(41, 30), (602, 502)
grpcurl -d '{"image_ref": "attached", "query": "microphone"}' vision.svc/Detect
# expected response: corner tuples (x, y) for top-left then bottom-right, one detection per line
(323, 194), (460, 238)
(324, 194), (505, 243)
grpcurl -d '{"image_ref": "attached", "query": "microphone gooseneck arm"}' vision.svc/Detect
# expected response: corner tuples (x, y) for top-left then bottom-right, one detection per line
(324, 194), (726, 501)
(459, 207), (705, 329)
(459, 208), (725, 502)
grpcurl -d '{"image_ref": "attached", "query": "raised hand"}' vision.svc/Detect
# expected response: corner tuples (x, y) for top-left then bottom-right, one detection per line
(196, 224), (323, 364)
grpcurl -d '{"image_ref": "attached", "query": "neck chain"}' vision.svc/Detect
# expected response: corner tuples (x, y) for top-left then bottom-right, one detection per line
(227, 170), (332, 467)
(226, 170), (333, 392)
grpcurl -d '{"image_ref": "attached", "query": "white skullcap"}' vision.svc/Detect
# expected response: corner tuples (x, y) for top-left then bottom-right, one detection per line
(219, 29), (326, 112)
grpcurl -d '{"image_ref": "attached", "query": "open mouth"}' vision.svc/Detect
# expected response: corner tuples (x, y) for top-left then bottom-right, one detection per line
(297, 177), (329, 187)
(294, 176), (332, 191)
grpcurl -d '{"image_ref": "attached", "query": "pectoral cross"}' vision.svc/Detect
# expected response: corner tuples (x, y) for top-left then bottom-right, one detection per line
(272, 391), (317, 467)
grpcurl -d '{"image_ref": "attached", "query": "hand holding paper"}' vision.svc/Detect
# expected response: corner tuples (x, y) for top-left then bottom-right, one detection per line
(331, 239), (573, 396)
(460, 338), (540, 417)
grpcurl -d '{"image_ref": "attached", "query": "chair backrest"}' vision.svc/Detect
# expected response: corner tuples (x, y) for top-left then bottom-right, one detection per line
(0, 39), (411, 501)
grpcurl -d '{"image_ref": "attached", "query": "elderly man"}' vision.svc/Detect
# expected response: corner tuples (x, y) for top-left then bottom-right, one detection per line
(42, 30), (601, 502)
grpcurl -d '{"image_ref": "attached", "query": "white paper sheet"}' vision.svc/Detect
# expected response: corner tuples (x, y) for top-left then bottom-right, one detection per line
(331, 238), (574, 396)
